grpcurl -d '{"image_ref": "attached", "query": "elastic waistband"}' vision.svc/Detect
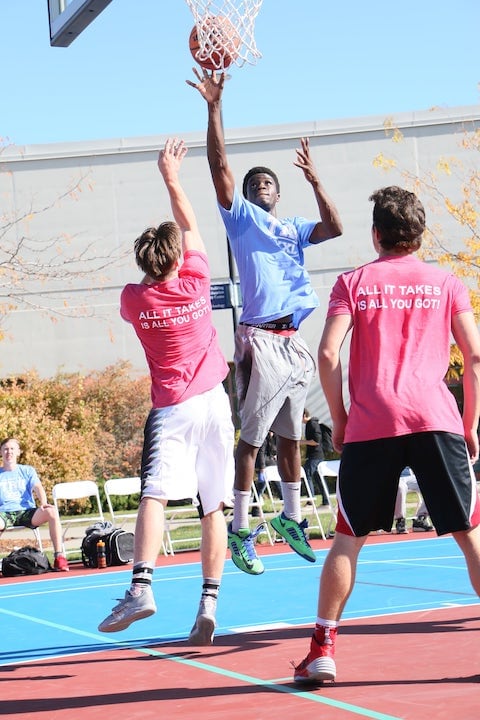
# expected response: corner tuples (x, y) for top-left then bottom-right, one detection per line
(240, 315), (295, 331)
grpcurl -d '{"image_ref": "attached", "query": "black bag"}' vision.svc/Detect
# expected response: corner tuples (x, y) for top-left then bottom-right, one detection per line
(81, 521), (134, 568)
(1, 545), (51, 576)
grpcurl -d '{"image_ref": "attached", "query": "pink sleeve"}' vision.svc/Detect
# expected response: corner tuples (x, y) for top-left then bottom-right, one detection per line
(326, 276), (353, 318)
(451, 275), (473, 315)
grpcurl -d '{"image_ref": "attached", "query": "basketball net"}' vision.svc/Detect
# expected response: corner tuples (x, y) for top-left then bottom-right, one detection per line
(185, 0), (263, 69)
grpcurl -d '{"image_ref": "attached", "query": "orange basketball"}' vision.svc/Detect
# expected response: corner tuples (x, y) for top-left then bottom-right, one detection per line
(189, 16), (240, 71)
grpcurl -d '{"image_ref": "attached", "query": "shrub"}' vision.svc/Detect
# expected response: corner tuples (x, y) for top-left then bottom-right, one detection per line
(0, 362), (150, 513)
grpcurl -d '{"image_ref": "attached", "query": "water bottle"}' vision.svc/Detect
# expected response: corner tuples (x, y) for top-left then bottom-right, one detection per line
(96, 539), (107, 568)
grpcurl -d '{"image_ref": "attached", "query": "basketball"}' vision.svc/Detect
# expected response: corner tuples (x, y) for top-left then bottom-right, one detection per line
(189, 16), (240, 71)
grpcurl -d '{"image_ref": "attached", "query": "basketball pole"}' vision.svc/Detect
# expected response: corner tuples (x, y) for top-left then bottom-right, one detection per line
(226, 233), (239, 332)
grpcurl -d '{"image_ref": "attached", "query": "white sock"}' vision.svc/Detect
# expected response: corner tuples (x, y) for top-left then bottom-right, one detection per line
(316, 617), (338, 628)
(281, 481), (302, 523)
(130, 562), (153, 595)
(232, 490), (251, 532)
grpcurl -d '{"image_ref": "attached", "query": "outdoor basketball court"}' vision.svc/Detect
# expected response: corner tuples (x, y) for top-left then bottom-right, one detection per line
(1, 534), (479, 720)
(16, 5), (476, 719)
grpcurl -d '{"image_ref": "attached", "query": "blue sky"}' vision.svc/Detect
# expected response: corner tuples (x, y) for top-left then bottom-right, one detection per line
(1, 0), (479, 146)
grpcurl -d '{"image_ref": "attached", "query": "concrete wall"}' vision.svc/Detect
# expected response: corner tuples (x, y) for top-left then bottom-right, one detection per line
(1, 105), (478, 420)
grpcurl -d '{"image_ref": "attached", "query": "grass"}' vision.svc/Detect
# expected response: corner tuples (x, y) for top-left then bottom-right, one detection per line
(0, 491), (423, 564)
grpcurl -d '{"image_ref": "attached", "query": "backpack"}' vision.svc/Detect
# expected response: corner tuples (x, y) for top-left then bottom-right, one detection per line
(81, 521), (134, 568)
(1, 545), (51, 576)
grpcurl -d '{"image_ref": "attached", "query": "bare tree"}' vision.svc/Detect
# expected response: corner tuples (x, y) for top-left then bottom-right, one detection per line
(0, 139), (130, 338)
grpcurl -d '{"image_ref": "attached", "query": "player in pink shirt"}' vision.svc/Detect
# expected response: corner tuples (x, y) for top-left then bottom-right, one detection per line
(99, 139), (234, 646)
(294, 185), (480, 683)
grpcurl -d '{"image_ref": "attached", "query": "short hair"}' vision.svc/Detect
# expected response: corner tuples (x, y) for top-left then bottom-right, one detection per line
(134, 222), (182, 279)
(369, 186), (425, 253)
(0, 437), (20, 450)
(242, 166), (280, 198)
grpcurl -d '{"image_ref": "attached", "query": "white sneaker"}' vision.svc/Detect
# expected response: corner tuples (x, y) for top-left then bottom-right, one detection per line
(188, 595), (217, 646)
(98, 586), (156, 633)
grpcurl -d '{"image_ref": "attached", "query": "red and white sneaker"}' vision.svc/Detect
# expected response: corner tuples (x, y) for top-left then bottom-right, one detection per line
(293, 627), (337, 683)
(54, 555), (70, 572)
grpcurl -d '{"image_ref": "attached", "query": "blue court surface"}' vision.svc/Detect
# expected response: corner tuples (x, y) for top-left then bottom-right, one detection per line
(1, 534), (477, 667)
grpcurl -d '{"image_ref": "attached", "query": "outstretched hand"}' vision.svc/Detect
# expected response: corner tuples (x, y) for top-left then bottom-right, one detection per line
(157, 138), (188, 180)
(293, 137), (319, 184)
(186, 67), (226, 103)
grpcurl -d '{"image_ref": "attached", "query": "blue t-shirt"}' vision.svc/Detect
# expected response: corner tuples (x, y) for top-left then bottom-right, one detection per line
(218, 188), (319, 327)
(0, 465), (39, 512)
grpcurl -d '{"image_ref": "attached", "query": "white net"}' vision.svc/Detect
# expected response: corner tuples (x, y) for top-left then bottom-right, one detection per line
(185, 0), (263, 69)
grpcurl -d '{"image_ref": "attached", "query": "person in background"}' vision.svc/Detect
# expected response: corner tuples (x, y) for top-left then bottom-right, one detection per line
(393, 467), (433, 533)
(252, 430), (279, 518)
(301, 409), (333, 505)
(0, 437), (69, 571)
(188, 68), (343, 575)
(98, 138), (234, 646)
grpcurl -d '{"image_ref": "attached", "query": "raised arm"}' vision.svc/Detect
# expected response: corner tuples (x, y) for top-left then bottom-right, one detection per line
(157, 138), (205, 253)
(294, 137), (343, 243)
(187, 69), (235, 209)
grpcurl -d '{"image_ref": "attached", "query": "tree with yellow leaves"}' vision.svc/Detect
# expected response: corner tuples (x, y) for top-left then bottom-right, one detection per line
(373, 118), (479, 382)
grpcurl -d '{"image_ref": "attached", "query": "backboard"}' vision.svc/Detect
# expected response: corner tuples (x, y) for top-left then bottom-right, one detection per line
(48, 0), (112, 47)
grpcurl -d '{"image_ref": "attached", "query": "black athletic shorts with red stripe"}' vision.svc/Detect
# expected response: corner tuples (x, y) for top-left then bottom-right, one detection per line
(335, 431), (480, 537)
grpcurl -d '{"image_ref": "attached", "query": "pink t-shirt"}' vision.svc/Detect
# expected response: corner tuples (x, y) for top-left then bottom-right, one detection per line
(327, 254), (472, 442)
(121, 250), (229, 408)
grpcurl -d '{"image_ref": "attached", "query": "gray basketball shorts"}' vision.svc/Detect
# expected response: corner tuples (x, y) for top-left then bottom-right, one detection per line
(234, 324), (315, 447)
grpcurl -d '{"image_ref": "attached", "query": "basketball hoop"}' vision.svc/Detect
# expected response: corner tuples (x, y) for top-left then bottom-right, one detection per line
(185, 0), (263, 69)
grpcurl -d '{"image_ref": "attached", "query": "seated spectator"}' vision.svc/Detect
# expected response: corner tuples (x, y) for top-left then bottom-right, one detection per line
(0, 437), (69, 571)
(301, 409), (333, 505)
(394, 467), (433, 534)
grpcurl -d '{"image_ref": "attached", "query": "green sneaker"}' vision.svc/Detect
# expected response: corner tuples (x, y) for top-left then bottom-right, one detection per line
(228, 523), (265, 575)
(270, 513), (316, 563)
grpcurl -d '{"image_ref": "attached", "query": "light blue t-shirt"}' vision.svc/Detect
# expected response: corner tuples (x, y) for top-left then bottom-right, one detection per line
(0, 465), (39, 512)
(218, 187), (320, 327)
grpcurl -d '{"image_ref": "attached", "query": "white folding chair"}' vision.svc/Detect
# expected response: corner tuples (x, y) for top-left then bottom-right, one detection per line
(262, 465), (283, 515)
(163, 499), (202, 555)
(263, 465), (326, 540)
(299, 467), (326, 540)
(52, 480), (105, 557)
(248, 482), (274, 545)
(104, 476), (140, 526)
(3, 525), (43, 552)
(397, 467), (426, 518)
(317, 460), (340, 536)
(104, 476), (169, 556)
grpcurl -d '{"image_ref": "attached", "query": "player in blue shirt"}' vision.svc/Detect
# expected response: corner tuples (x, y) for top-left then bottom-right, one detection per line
(188, 69), (343, 574)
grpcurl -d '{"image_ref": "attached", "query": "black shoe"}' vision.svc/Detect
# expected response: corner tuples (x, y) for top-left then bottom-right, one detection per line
(412, 516), (433, 532)
(395, 517), (408, 534)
